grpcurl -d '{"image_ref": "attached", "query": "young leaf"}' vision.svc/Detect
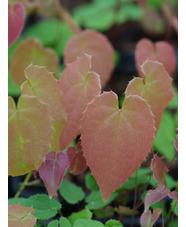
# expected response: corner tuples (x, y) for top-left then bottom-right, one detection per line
(68, 209), (92, 225)
(66, 142), (87, 175)
(59, 54), (101, 150)
(64, 30), (114, 86)
(151, 154), (168, 186)
(59, 179), (85, 204)
(73, 219), (104, 227)
(125, 60), (175, 131)
(10, 38), (59, 86)
(169, 191), (178, 201)
(8, 204), (36, 227)
(8, 95), (52, 176)
(20, 194), (61, 220)
(140, 208), (162, 227)
(136, 0), (147, 7)
(8, 2), (25, 46)
(21, 65), (67, 151)
(135, 38), (176, 79)
(39, 151), (69, 197)
(48, 220), (58, 227)
(144, 185), (170, 211)
(81, 91), (155, 201)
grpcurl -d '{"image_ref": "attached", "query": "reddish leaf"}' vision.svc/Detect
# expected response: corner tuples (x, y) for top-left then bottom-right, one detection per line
(8, 2), (25, 46)
(39, 151), (69, 197)
(21, 65), (67, 151)
(8, 95), (52, 176)
(136, 0), (147, 7)
(144, 185), (170, 211)
(174, 134), (178, 151)
(151, 154), (168, 186)
(81, 92), (155, 201)
(8, 203), (36, 227)
(64, 30), (114, 86)
(59, 54), (101, 150)
(125, 60), (175, 131)
(10, 38), (59, 86)
(67, 142), (87, 175)
(169, 191), (178, 201)
(135, 38), (176, 79)
(140, 208), (162, 227)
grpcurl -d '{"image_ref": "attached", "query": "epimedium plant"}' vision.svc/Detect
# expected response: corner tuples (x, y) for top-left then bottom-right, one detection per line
(8, 0), (178, 226)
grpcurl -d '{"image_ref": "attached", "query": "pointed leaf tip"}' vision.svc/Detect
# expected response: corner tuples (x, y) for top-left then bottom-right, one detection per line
(81, 91), (155, 201)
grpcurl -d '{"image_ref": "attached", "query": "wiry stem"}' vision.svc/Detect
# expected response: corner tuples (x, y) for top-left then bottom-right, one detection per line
(14, 172), (32, 198)
(54, 0), (81, 35)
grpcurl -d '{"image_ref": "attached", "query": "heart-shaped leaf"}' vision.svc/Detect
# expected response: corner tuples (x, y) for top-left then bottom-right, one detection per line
(8, 95), (52, 176)
(135, 38), (176, 79)
(125, 60), (175, 130)
(140, 208), (162, 227)
(59, 54), (101, 150)
(67, 141), (87, 175)
(8, 2), (25, 46)
(151, 154), (168, 186)
(21, 65), (67, 151)
(10, 38), (59, 86)
(8, 203), (36, 227)
(144, 185), (170, 211)
(64, 30), (114, 86)
(39, 151), (69, 197)
(81, 91), (155, 201)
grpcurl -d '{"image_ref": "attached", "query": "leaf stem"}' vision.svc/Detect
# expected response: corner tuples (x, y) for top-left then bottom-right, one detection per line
(54, 0), (81, 35)
(14, 171), (32, 198)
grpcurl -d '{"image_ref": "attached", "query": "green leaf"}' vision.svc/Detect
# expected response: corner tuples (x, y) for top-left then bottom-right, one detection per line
(8, 71), (21, 97)
(171, 200), (178, 216)
(94, 206), (114, 219)
(68, 209), (92, 225)
(20, 194), (61, 220)
(34, 224), (41, 227)
(59, 217), (72, 227)
(168, 218), (178, 227)
(85, 172), (99, 191)
(147, 0), (162, 10)
(48, 220), (58, 227)
(85, 191), (119, 210)
(168, 85), (178, 109)
(8, 37), (22, 63)
(105, 219), (124, 227)
(73, 219), (105, 227)
(59, 179), (85, 204)
(154, 111), (177, 161)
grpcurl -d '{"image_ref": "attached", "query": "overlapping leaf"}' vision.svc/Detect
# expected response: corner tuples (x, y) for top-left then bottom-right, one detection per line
(8, 203), (36, 227)
(59, 54), (101, 150)
(140, 208), (162, 227)
(125, 60), (175, 130)
(21, 65), (67, 151)
(8, 95), (52, 176)
(8, 2), (25, 46)
(67, 141), (87, 175)
(81, 91), (155, 201)
(39, 151), (69, 197)
(151, 154), (168, 186)
(64, 30), (114, 86)
(135, 38), (176, 79)
(10, 38), (59, 86)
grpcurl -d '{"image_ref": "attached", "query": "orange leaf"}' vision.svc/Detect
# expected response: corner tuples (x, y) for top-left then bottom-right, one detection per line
(64, 30), (114, 86)
(125, 60), (174, 130)
(59, 54), (101, 150)
(8, 95), (52, 176)
(21, 65), (67, 151)
(135, 38), (176, 79)
(81, 92), (155, 201)
(10, 38), (59, 86)
(8, 203), (36, 227)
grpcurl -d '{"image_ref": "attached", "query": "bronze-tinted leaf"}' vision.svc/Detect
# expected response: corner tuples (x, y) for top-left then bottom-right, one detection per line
(8, 95), (52, 176)
(81, 91), (155, 201)
(64, 30), (114, 86)
(10, 38), (59, 86)
(21, 65), (67, 151)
